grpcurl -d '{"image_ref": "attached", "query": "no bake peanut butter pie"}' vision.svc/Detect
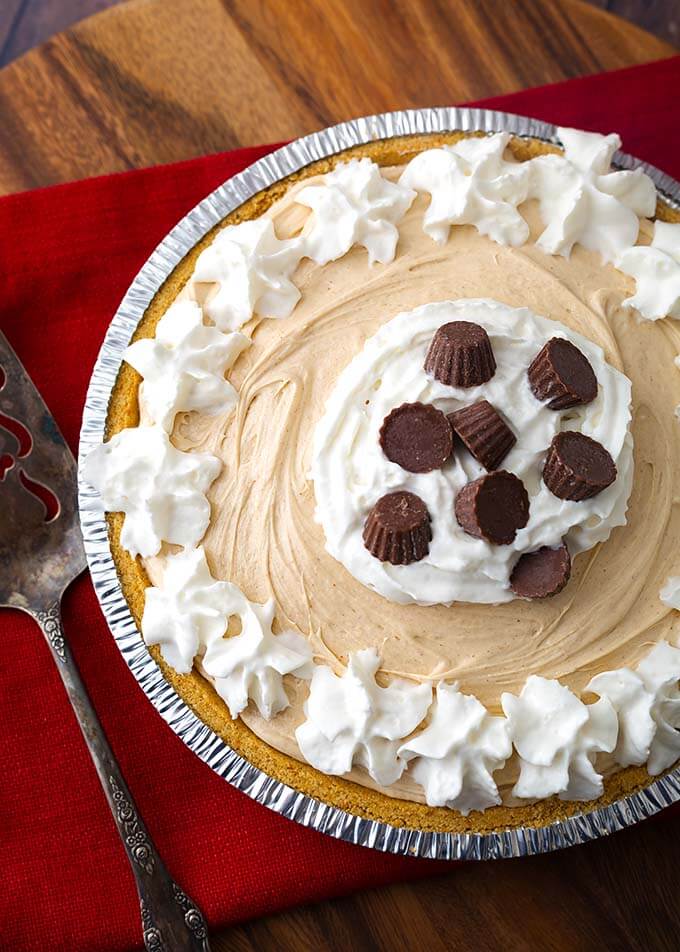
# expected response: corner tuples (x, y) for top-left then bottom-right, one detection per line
(85, 127), (680, 833)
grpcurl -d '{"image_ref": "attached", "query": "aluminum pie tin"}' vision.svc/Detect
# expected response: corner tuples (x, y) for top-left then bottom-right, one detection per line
(78, 107), (680, 861)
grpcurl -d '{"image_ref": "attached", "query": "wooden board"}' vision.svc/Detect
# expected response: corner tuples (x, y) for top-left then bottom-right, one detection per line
(0, 0), (674, 194)
(0, 1), (677, 949)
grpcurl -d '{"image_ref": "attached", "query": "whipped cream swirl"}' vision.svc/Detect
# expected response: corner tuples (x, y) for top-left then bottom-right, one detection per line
(143, 546), (312, 719)
(528, 127), (656, 263)
(143, 545), (228, 673)
(82, 426), (221, 558)
(192, 218), (303, 331)
(296, 158), (415, 265)
(502, 676), (618, 800)
(588, 640), (680, 775)
(398, 682), (511, 815)
(311, 298), (633, 605)
(295, 648), (431, 786)
(617, 221), (680, 321)
(124, 300), (250, 431)
(399, 132), (531, 246)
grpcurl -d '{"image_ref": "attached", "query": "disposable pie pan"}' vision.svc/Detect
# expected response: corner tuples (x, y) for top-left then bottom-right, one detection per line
(78, 108), (680, 860)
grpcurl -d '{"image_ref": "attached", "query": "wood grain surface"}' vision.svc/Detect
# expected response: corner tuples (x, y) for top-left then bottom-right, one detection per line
(1, 1), (679, 68)
(0, 0), (676, 195)
(227, 813), (678, 952)
(0, 1), (677, 950)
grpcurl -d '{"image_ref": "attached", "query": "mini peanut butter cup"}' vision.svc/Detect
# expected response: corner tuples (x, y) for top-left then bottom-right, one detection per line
(424, 321), (496, 388)
(510, 542), (571, 599)
(454, 471), (530, 545)
(528, 337), (598, 410)
(543, 431), (616, 501)
(363, 491), (432, 565)
(379, 402), (453, 473)
(448, 400), (516, 471)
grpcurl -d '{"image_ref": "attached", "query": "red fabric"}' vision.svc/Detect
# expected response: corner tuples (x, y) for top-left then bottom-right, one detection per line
(2, 55), (680, 952)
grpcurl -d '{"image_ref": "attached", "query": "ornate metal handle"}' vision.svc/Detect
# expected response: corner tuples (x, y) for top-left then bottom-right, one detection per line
(34, 601), (210, 952)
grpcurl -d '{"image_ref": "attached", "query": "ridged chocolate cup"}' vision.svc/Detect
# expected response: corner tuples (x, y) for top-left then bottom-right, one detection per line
(528, 337), (598, 410)
(454, 471), (530, 545)
(449, 400), (516, 470)
(543, 431), (616, 501)
(363, 490), (432, 565)
(424, 321), (496, 388)
(510, 542), (571, 599)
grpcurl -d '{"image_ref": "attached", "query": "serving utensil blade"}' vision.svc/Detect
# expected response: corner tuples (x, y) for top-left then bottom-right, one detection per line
(0, 329), (86, 610)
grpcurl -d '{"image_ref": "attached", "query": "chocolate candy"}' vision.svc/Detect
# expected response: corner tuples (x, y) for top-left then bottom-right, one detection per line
(528, 337), (598, 410)
(379, 402), (453, 473)
(448, 400), (516, 471)
(454, 471), (530, 545)
(424, 321), (496, 388)
(510, 542), (571, 599)
(543, 431), (616, 500)
(363, 491), (432, 565)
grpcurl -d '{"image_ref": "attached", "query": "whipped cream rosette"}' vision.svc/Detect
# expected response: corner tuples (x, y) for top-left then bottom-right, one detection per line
(617, 221), (680, 320)
(527, 127), (656, 262)
(83, 425), (221, 558)
(296, 649), (432, 787)
(501, 676), (618, 801)
(143, 546), (312, 719)
(296, 157), (415, 265)
(588, 641), (680, 775)
(398, 682), (511, 815)
(124, 299), (250, 431)
(400, 131), (531, 246)
(192, 217), (304, 330)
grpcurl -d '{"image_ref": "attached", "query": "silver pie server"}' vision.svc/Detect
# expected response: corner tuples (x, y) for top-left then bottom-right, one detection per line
(0, 328), (210, 952)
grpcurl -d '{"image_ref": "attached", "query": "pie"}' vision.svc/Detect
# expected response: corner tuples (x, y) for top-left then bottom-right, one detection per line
(85, 127), (680, 834)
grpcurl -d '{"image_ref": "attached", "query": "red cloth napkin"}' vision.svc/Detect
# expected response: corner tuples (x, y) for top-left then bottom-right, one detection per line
(2, 55), (680, 952)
